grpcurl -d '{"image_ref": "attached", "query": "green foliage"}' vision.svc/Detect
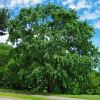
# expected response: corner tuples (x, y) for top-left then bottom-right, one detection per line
(1, 3), (100, 94)
(91, 71), (100, 94)
(0, 43), (12, 86)
(0, 8), (8, 35)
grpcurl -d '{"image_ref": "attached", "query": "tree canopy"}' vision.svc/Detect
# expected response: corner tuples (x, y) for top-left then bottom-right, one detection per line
(1, 3), (100, 94)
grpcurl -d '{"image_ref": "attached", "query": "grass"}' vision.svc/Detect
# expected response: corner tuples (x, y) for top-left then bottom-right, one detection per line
(0, 88), (100, 100)
(57, 94), (100, 100)
(0, 88), (48, 100)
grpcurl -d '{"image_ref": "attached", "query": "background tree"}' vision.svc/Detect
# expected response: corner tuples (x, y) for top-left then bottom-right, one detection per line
(91, 70), (100, 94)
(0, 8), (8, 35)
(0, 43), (12, 86)
(6, 3), (99, 94)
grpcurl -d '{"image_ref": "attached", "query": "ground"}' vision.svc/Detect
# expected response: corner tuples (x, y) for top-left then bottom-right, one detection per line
(0, 88), (100, 100)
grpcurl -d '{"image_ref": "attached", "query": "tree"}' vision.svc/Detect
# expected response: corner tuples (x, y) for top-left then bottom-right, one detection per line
(0, 8), (8, 35)
(90, 70), (100, 94)
(0, 43), (12, 86)
(7, 3), (99, 94)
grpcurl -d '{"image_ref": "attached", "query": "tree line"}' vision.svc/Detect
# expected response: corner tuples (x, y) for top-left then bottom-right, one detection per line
(0, 3), (100, 94)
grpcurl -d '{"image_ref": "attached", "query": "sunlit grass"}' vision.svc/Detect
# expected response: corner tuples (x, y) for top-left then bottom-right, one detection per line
(0, 89), (48, 100)
(0, 88), (100, 100)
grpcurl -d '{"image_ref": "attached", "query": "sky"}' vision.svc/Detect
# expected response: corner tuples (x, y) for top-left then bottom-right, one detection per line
(0, 0), (100, 50)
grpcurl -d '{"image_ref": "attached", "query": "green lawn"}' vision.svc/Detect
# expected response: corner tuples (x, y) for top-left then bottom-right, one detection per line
(0, 89), (48, 100)
(0, 88), (100, 100)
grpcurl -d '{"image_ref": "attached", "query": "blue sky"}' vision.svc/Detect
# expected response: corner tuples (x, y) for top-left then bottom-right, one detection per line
(0, 0), (100, 50)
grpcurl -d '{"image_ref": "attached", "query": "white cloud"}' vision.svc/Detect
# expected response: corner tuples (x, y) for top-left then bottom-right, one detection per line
(68, 4), (76, 9)
(9, 0), (28, 7)
(94, 21), (100, 29)
(69, 0), (91, 10)
(80, 9), (100, 20)
(0, 0), (43, 8)
(62, 0), (74, 5)
(32, 0), (42, 4)
(76, 0), (91, 10)
(10, 0), (24, 5)
(0, 4), (4, 8)
(0, 34), (9, 43)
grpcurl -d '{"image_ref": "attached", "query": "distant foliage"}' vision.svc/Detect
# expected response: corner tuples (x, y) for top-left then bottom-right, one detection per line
(0, 43), (12, 86)
(0, 8), (8, 35)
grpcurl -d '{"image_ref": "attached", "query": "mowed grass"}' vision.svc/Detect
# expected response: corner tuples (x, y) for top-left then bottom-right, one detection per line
(57, 94), (100, 100)
(0, 89), (48, 100)
(0, 88), (100, 100)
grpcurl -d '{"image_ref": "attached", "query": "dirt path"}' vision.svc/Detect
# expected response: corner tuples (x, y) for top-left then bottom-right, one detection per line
(0, 98), (26, 100)
(0, 98), (14, 100)
(34, 95), (85, 100)
(0, 96), (85, 100)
